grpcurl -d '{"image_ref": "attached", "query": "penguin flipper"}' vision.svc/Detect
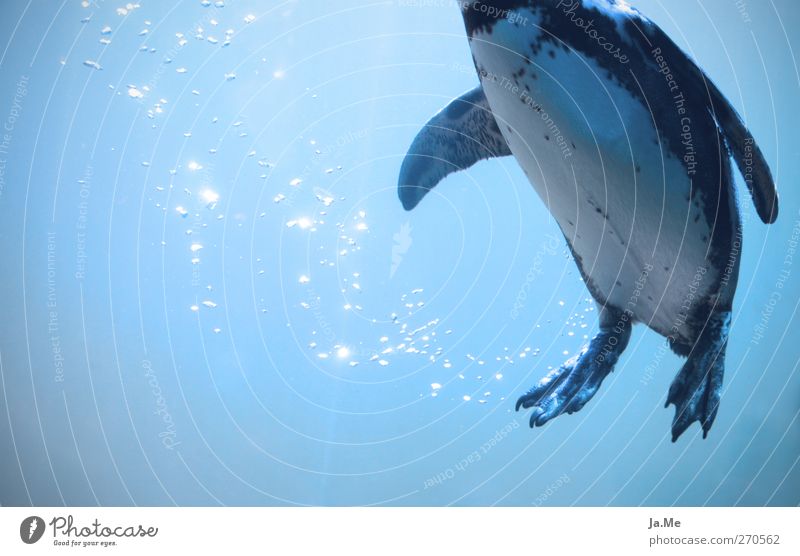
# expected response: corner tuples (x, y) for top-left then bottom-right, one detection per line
(706, 80), (779, 224)
(639, 19), (778, 224)
(398, 85), (511, 211)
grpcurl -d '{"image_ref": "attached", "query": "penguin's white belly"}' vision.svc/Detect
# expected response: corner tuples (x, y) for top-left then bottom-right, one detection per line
(471, 17), (717, 339)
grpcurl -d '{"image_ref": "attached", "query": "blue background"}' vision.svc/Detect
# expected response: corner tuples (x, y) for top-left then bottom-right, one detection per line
(0, 0), (798, 506)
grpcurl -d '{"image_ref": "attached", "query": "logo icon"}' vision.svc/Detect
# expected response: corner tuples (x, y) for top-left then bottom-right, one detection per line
(20, 516), (45, 544)
(390, 221), (413, 278)
(19, 515), (45, 544)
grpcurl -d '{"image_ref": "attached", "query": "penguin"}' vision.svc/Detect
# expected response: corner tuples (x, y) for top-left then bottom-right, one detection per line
(397, 0), (778, 441)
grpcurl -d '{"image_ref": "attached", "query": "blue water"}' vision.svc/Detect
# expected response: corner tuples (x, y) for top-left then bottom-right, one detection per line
(0, 0), (798, 506)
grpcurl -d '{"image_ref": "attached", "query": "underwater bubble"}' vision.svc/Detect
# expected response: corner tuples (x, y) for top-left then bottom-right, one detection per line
(127, 86), (144, 98)
(431, 383), (442, 391)
(83, 59), (102, 70)
(244, 14), (256, 23)
(201, 189), (219, 208)
(463, 395), (471, 402)
(317, 353), (329, 360)
(176, 67), (188, 74)
(201, 300), (217, 308)
(289, 177), (302, 187)
(378, 360), (389, 367)
(190, 243), (203, 252)
(316, 194), (334, 207)
(224, 71), (236, 81)
(298, 275), (310, 284)
(190, 305), (199, 312)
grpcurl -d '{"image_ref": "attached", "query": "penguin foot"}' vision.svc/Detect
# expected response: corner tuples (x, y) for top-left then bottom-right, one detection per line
(515, 306), (632, 429)
(665, 312), (730, 442)
(515, 348), (608, 427)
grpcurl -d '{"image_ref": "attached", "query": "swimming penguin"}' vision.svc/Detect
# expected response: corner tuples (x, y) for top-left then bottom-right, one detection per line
(398, 0), (778, 441)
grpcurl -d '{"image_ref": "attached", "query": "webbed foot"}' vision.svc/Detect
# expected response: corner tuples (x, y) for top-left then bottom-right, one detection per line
(666, 312), (730, 442)
(516, 307), (632, 428)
